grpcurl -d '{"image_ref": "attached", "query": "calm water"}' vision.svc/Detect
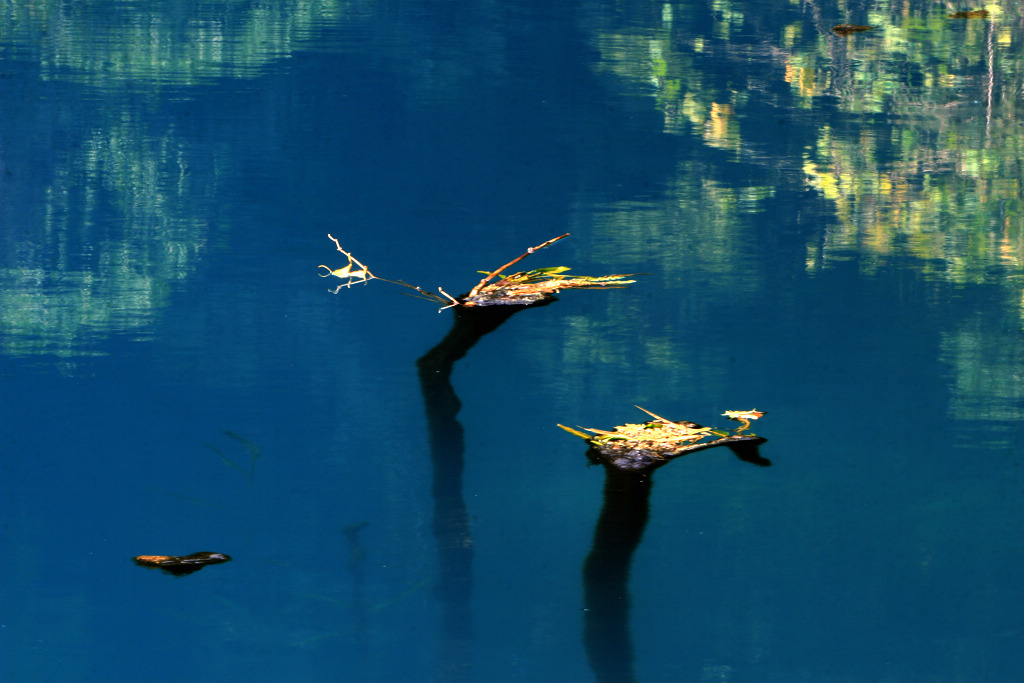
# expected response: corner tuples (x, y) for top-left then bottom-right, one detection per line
(2, 1), (1023, 681)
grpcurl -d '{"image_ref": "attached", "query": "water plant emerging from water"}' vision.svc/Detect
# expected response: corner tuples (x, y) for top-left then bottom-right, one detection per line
(575, 407), (769, 682)
(319, 233), (635, 308)
(559, 406), (768, 471)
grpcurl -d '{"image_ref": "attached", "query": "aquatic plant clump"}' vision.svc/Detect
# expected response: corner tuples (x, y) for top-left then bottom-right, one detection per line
(461, 267), (635, 306)
(559, 407), (766, 471)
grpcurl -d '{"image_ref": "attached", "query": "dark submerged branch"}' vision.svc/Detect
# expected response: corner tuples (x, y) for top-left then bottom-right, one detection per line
(416, 300), (552, 681)
(573, 408), (771, 681)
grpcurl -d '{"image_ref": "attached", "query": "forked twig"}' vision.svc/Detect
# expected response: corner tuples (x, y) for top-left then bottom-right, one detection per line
(320, 235), (450, 303)
(325, 234), (374, 275)
(436, 287), (461, 311)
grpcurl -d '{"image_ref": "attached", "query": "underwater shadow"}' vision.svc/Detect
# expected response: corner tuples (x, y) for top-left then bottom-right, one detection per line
(416, 300), (553, 682)
(580, 431), (770, 682)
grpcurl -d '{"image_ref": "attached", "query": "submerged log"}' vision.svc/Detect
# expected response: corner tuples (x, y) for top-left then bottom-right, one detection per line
(417, 300), (551, 682)
(574, 408), (770, 682)
(585, 433), (769, 471)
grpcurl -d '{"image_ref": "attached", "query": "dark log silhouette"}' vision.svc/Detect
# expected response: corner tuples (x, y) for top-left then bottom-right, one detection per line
(583, 467), (651, 683)
(416, 301), (551, 682)
(581, 436), (769, 682)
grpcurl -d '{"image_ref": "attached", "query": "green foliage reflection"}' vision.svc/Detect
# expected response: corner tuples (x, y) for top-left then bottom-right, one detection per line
(587, 0), (1024, 288)
(0, 114), (212, 358)
(582, 0), (1024, 421)
(0, 0), (355, 360)
(1, 0), (353, 85)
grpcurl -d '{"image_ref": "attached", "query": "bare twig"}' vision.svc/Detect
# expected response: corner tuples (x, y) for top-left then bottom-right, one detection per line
(436, 287), (461, 312)
(321, 235), (450, 302)
(325, 234), (374, 276)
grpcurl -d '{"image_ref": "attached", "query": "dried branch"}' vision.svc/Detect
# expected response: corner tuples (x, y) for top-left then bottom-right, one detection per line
(320, 232), (634, 309)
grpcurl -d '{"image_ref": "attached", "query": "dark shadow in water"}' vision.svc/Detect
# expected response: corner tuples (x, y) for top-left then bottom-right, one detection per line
(582, 437), (769, 683)
(416, 300), (553, 682)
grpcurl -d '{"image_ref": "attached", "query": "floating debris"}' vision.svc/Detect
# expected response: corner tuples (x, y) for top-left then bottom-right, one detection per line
(948, 10), (988, 18)
(832, 24), (875, 35)
(320, 233), (635, 309)
(133, 551), (232, 576)
(559, 406), (769, 471)
(458, 234), (634, 307)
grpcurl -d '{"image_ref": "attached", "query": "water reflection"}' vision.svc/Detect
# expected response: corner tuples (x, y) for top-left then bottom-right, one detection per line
(586, 0), (1024, 293)
(942, 309), (1024, 423)
(0, 108), (211, 358)
(581, 0), (1024, 428)
(2, 0), (1024, 678)
(2, 0), (357, 85)
(0, 0), (367, 360)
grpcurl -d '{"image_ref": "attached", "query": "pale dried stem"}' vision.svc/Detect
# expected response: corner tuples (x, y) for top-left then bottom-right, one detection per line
(633, 405), (675, 424)
(436, 287), (461, 311)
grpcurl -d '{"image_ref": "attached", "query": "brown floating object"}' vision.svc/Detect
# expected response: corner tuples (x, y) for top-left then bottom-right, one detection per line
(833, 24), (875, 35)
(133, 551), (232, 576)
(948, 10), (989, 18)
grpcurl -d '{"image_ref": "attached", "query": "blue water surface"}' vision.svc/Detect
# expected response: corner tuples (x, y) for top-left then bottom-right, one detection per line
(2, 1), (1023, 681)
